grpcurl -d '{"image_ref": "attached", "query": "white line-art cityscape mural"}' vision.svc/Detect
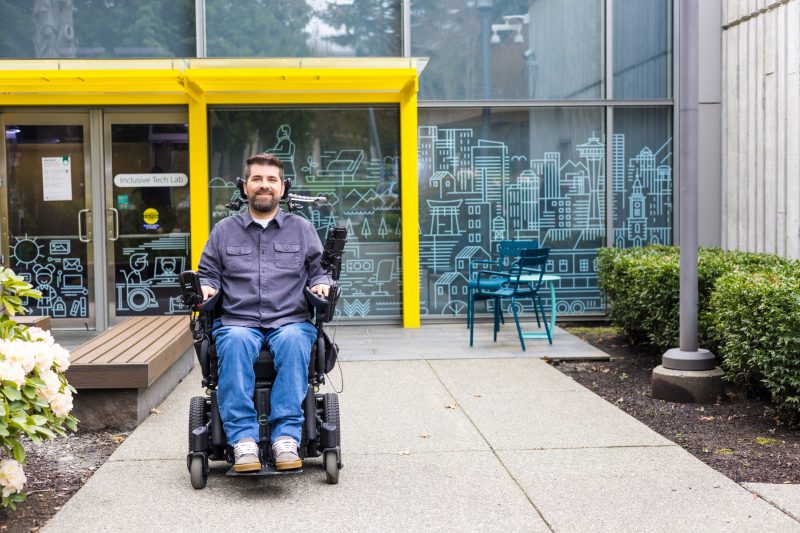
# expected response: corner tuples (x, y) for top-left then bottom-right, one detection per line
(417, 125), (673, 317)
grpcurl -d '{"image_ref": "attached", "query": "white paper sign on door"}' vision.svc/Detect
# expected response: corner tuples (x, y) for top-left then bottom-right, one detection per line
(42, 156), (73, 201)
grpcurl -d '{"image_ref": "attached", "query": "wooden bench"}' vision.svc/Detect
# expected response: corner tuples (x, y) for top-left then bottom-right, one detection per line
(15, 315), (52, 331)
(65, 316), (195, 431)
(67, 316), (192, 388)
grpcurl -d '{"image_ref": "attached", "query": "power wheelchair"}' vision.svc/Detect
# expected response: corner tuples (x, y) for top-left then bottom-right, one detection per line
(179, 218), (346, 490)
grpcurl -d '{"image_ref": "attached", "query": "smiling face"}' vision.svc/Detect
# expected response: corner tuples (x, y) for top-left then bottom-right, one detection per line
(245, 162), (284, 217)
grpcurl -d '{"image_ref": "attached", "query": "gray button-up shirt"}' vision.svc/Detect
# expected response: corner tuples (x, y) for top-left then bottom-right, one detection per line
(197, 209), (329, 329)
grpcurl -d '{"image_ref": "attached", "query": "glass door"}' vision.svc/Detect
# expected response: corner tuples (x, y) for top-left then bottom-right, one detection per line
(0, 114), (95, 328)
(103, 113), (190, 324)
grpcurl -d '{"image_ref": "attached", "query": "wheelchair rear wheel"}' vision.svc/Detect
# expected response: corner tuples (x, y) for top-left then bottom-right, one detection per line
(188, 396), (207, 450)
(322, 393), (340, 484)
(189, 396), (209, 489)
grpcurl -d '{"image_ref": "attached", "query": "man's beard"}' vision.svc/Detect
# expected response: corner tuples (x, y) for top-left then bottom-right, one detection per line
(250, 191), (278, 213)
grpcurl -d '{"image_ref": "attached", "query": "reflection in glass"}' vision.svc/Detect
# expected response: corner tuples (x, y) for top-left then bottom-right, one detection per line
(412, 0), (604, 100)
(0, 0), (195, 58)
(612, 107), (673, 248)
(208, 107), (401, 319)
(614, 0), (673, 99)
(110, 124), (191, 316)
(205, 0), (401, 57)
(418, 107), (605, 318)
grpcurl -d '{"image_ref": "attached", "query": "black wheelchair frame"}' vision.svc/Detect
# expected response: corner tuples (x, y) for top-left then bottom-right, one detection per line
(179, 222), (347, 489)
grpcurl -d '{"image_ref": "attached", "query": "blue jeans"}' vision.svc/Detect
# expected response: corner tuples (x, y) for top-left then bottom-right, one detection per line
(212, 320), (318, 446)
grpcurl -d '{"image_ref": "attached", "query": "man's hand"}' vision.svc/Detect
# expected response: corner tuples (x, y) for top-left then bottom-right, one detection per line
(201, 285), (217, 302)
(309, 284), (330, 298)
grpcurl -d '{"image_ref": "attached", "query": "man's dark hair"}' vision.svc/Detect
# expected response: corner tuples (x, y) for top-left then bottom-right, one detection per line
(244, 152), (284, 180)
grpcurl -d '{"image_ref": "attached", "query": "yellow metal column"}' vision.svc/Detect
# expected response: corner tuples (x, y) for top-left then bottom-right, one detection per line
(400, 80), (420, 328)
(187, 87), (209, 269)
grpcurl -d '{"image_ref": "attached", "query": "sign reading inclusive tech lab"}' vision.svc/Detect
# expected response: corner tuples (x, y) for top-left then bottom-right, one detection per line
(114, 173), (188, 187)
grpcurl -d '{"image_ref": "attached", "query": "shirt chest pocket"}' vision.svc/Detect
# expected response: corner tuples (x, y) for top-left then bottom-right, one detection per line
(273, 242), (302, 270)
(226, 244), (253, 271)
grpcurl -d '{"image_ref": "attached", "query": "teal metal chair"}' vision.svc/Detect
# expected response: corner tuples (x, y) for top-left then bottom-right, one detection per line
(466, 240), (539, 332)
(469, 247), (551, 350)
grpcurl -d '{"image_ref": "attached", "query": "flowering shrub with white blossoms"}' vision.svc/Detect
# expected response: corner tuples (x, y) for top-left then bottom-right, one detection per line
(0, 268), (77, 509)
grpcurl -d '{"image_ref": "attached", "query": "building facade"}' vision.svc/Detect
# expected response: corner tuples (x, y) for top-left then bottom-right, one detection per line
(722, 0), (800, 258)
(0, 0), (686, 330)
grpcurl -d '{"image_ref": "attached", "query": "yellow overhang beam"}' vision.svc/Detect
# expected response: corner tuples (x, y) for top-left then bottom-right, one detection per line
(0, 70), (185, 101)
(183, 67), (417, 97)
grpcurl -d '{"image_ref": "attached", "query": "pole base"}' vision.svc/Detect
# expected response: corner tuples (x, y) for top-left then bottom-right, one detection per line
(651, 365), (725, 404)
(662, 347), (716, 371)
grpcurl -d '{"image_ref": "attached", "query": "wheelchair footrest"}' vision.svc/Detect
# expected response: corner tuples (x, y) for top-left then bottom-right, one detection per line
(225, 465), (303, 477)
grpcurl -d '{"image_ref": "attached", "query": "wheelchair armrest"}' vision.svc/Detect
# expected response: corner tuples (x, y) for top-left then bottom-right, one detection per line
(197, 290), (221, 313)
(305, 286), (328, 310)
(305, 286), (340, 323)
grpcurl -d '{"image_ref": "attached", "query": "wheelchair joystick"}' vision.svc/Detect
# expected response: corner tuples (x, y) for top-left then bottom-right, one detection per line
(321, 225), (347, 282)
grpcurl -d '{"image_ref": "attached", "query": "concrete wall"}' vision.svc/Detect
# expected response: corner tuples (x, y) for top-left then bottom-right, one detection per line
(722, 0), (800, 257)
(699, 0), (723, 247)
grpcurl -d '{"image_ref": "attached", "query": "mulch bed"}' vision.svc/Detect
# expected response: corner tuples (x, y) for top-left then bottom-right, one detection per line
(0, 432), (122, 533)
(558, 325), (800, 484)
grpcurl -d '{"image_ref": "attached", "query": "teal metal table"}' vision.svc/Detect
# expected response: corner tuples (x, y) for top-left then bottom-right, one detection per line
(517, 274), (561, 341)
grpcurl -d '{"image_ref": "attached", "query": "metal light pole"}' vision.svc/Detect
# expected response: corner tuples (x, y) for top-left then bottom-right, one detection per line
(477, 0), (493, 140)
(652, 0), (722, 403)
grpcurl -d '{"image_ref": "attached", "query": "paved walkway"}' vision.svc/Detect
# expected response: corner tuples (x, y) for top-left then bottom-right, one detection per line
(44, 324), (800, 532)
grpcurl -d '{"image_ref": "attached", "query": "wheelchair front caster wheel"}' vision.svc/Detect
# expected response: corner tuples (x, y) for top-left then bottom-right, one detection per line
(323, 450), (339, 485)
(189, 456), (208, 489)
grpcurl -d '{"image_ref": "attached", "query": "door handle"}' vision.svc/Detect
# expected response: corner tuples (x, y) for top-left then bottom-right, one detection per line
(78, 209), (92, 243)
(106, 208), (120, 241)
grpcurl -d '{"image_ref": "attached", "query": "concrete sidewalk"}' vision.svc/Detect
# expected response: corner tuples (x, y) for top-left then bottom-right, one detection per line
(44, 325), (800, 532)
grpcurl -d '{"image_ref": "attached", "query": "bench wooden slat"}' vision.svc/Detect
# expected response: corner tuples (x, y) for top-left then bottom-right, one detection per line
(70, 316), (154, 363)
(145, 326), (193, 386)
(65, 363), (148, 389)
(87, 316), (181, 364)
(125, 317), (187, 364)
(118, 316), (187, 365)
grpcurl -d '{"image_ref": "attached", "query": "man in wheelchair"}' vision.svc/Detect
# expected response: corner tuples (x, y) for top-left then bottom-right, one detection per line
(195, 153), (334, 475)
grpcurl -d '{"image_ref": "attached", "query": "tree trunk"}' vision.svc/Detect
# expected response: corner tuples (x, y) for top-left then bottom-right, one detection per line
(33, 0), (78, 58)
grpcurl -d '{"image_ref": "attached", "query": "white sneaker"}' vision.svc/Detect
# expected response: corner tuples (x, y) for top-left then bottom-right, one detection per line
(233, 438), (260, 473)
(272, 436), (302, 470)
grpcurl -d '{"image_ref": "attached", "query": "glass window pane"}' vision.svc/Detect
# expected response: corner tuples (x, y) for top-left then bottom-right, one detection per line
(6, 124), (91, 319)
(418, 106), (606, 318)
(613, 0), (673, 99)
(0, 0), (195, 58)
(612, 107), (674, 247)
(205, 0), (401, 57)
(208, 107), (401, 320)
(412, 0), (604, 100)
(110, 123), (191, 317)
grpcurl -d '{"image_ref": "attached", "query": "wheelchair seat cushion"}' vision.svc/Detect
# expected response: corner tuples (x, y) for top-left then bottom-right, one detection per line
(254, 348), (277, 381)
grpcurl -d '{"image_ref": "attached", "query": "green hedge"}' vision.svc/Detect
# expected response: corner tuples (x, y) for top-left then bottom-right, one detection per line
(597, 245), (800, 416)
(597, 246), (792, 352)
(596, 245), (679, 349)
(707, 270), (800, 415)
